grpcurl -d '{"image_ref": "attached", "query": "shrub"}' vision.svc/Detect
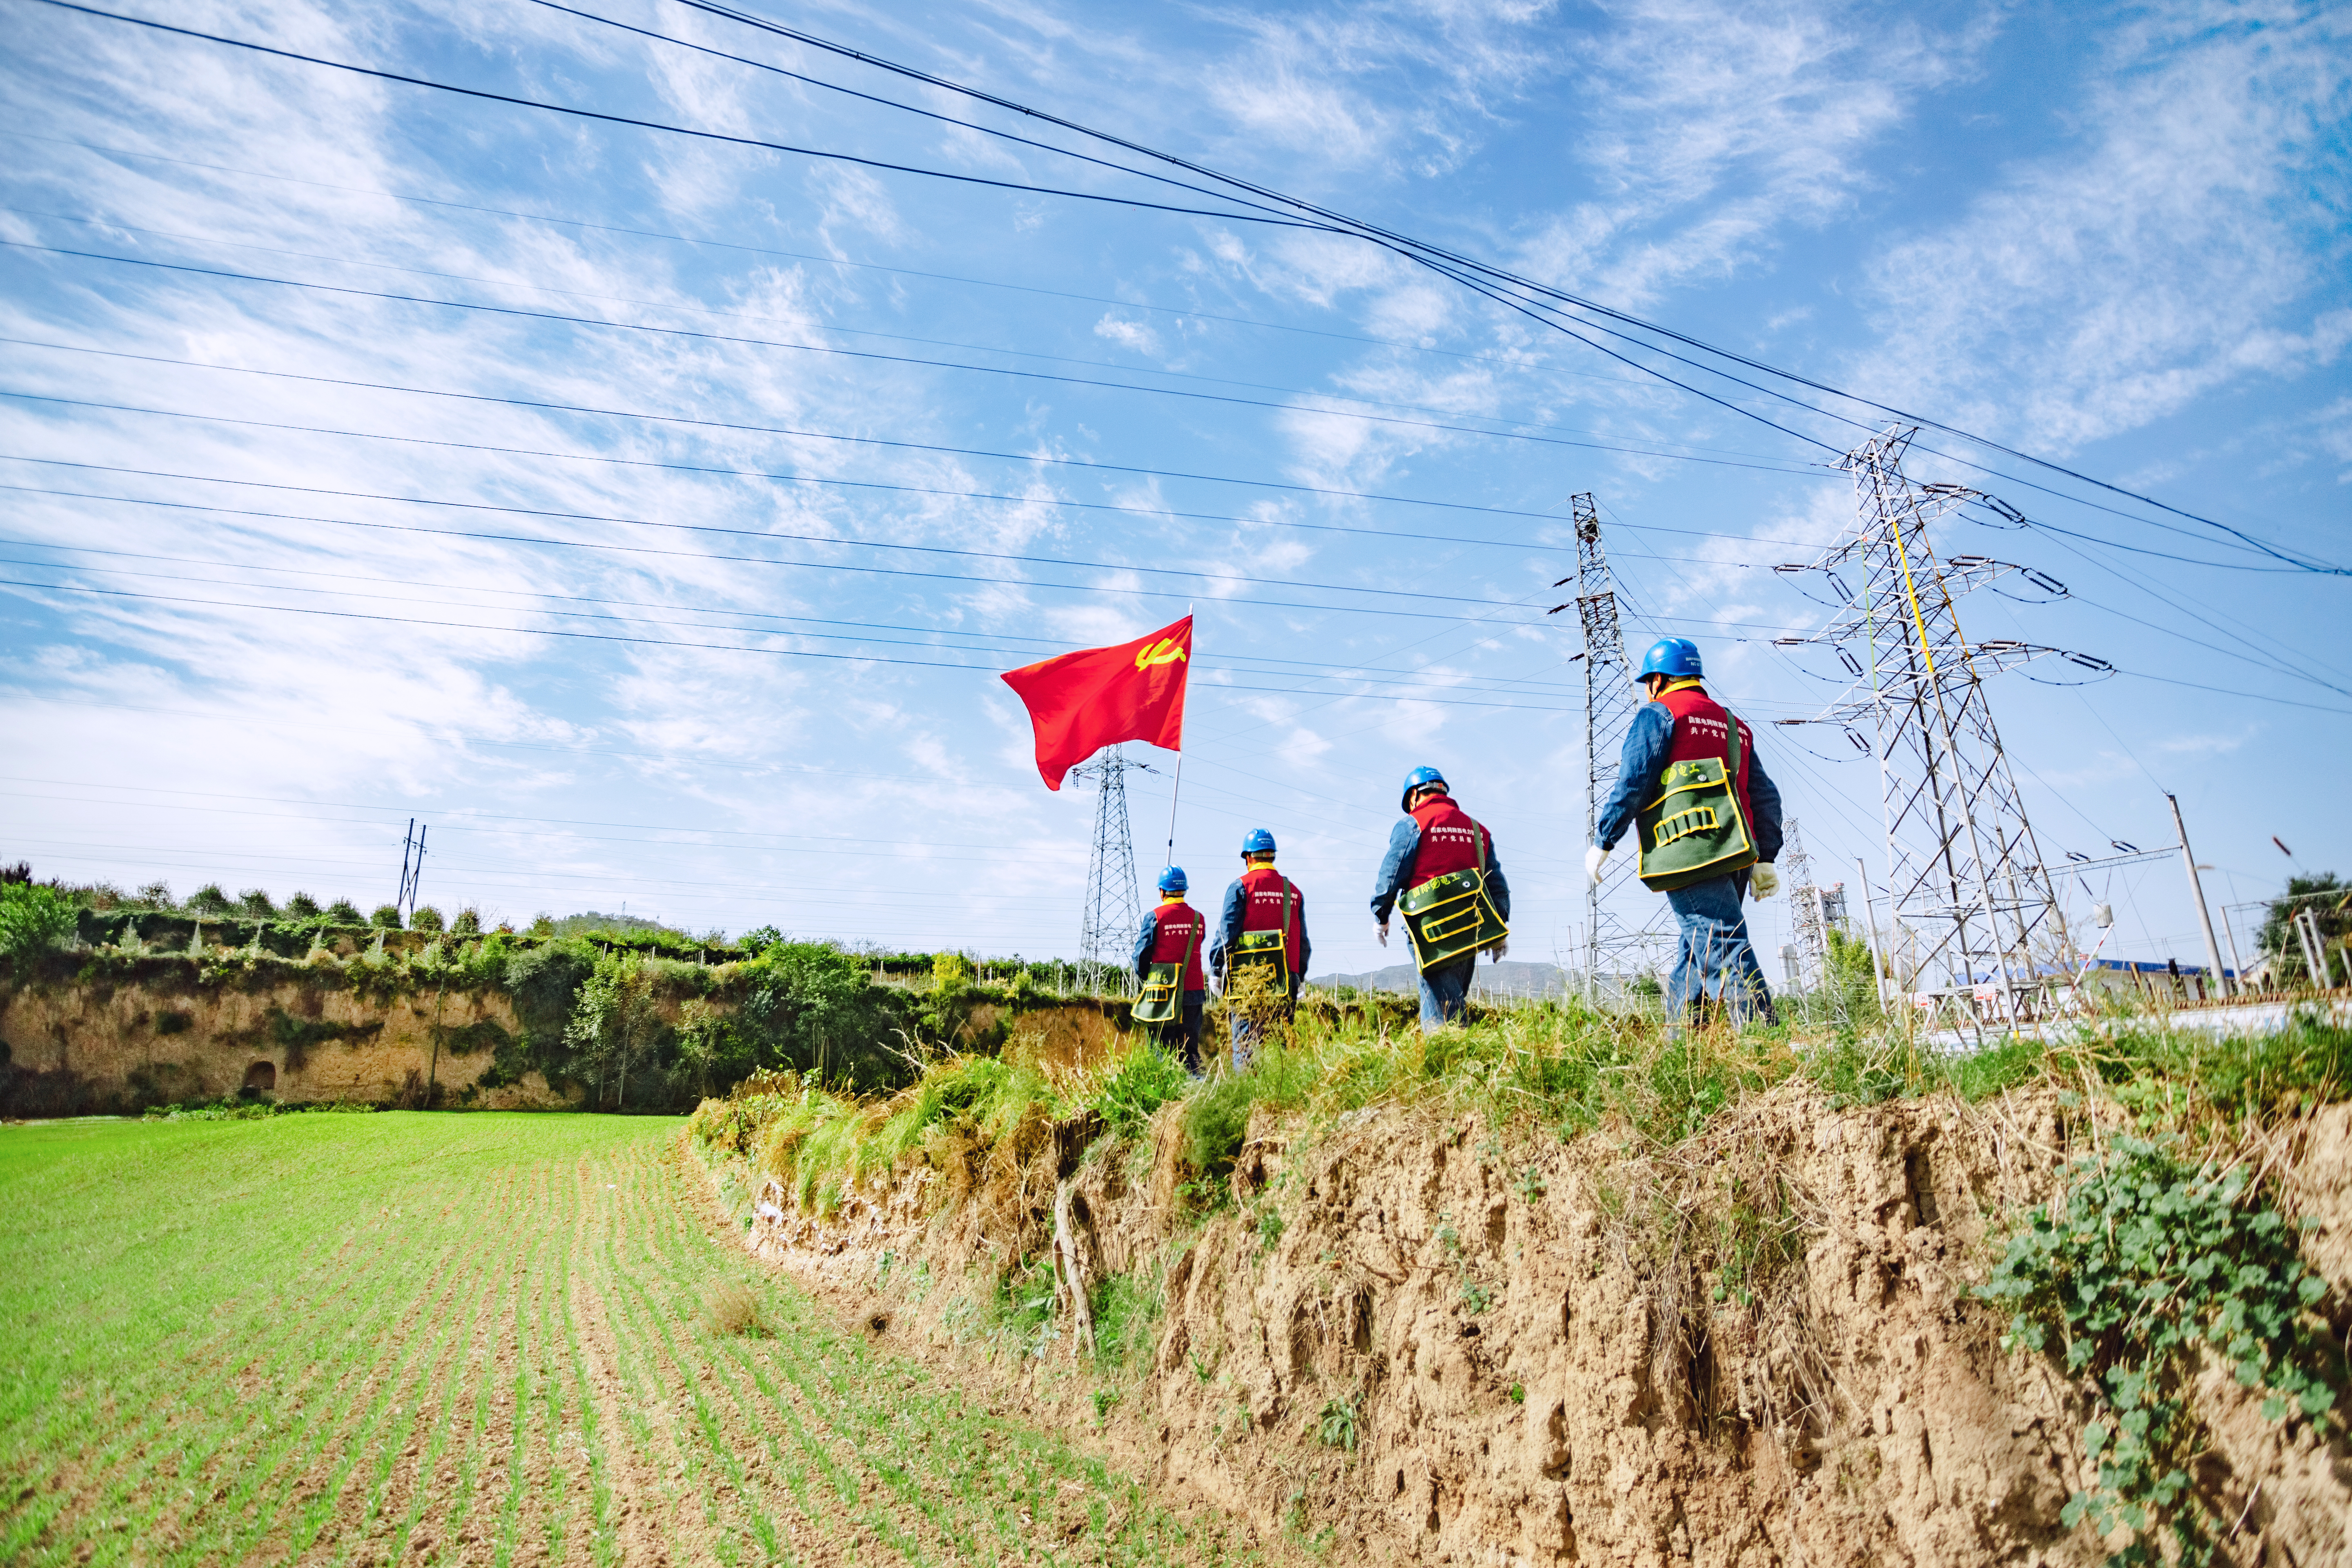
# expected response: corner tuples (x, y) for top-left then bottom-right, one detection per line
(565, 951), (664, 1109)
(284, 892), (321, 919)
(135, 880), (172, 907)
(0, 882), (78, 959)
(702, 1279), (770, 1337)
(1984, 1136), (2341, 1561)
(451, 907), (481, 936)
(505, 939), (597, 1056)
(529, 914), (556, 938)
(1180, 1070), (1256, 1199)
(368, 904), (403, 929)
(411, 905), (445, 935)
(1087, 1039), (1190, 1137)
(236, 888), (276, 919)
(324, 898), (363, 924)
(740, 924), (782, 958)
(188, 883), (233, 916)
(933, 951), (975, 991)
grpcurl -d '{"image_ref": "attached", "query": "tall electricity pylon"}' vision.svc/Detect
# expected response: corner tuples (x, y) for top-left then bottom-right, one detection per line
(1072, 746), (1145, 993)
(1782, 817), (1827, 987)
(1775, 427), (2083, 1031)
(1555, 493), (1669, 1005)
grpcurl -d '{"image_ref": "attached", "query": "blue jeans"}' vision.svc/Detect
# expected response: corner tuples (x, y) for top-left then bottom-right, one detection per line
(1666, 872), (1777, 1024)
(1419, 956), (1475, 1032)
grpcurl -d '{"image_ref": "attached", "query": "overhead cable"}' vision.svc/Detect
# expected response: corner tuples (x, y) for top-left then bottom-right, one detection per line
(648, 0), (2345, 573)
(20, 0), (1330, 232)
(2, 241), (1823, 473)
(0, 339), (1823, 524)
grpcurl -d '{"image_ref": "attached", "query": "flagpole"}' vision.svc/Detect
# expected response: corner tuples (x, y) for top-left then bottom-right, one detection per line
(1165, 606), (1192, 862)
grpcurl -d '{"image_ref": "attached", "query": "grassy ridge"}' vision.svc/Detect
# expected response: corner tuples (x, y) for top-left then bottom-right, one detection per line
(0, 1114), (1246, 1566)
(700, 1000), (2352, 1232)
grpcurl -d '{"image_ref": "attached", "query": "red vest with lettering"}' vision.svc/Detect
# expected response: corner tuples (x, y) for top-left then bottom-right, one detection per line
(1239, 865), (1305, 976)
(1655, 685), (1756, 830)
(1147, 900), (1207, 991)
(1407, 795), (1490, 887)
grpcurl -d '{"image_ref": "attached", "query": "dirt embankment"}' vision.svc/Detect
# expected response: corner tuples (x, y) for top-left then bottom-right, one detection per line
(732, 1091), (2352, 1566)
(0, 976), (577, 1113)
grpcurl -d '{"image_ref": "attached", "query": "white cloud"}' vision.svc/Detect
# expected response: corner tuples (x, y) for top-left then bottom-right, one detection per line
(1853, 0), (2352, 447)
(1091, 315), (1162, 356)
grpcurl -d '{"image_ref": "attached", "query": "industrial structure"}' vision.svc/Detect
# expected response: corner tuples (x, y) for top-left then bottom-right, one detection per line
(1071, 746), (1145, 993)
(1555, 493), (1672, 1003)
(1775, 427), (2101, 1033)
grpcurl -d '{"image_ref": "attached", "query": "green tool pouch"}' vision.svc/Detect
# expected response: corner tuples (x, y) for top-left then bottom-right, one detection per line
(1230, 929), (1290, 993)
(1226, 879), (1295, 998)
(1399, 867), (1508, 973)
(1635, 708), (1757, 892)
(1133, 920), (1199, 1025)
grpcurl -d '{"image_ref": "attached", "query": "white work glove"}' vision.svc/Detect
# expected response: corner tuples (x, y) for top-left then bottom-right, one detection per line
(1750, 864), (1780, 900)
(1375, 922), (1389, 948)
(1584, 844), (1610, 886)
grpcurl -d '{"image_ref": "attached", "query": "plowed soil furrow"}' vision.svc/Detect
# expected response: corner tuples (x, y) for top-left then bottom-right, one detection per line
(2, 1117), (1229, 1568)
(418, 1178), (548, 1567)
(15, 1214), (399, 1559)
(604, 1250), (798, 1561)
(240, 1233), (475, 1566)
(59, 1217), (427, 1566)
(361, 1242), (508, 1567)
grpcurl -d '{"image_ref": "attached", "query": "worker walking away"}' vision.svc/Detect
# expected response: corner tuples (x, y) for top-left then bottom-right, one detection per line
(1586, 638), (1784, 1028)
(1131, 866), (1208, 1076)
(1372, 766), (1511, 1032)
(1207, 829), (1309, 1071)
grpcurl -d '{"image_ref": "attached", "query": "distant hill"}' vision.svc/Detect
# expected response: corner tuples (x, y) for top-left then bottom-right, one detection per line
(1308, 959), (1580, 999)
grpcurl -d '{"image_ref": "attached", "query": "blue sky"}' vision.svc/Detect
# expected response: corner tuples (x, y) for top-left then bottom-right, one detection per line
(2, 0), (2345, 976)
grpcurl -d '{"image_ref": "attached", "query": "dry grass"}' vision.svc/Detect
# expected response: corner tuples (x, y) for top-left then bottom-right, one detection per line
(701, 1278), (770, 1338)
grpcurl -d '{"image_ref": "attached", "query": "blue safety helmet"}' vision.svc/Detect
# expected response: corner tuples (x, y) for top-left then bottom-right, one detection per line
(1400, 765), (1447, 812)
(1241, 828), (1277, 857)
(1637, 636), (1703, 681)
(1156, 866), (1188, 895)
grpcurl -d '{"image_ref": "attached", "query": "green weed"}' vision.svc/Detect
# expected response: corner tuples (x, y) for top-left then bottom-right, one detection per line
(1983, 1134), (2343, 1563)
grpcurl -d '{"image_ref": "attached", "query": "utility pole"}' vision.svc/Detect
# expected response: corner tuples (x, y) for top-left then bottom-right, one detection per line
(2165, 793), (2231, 1000)
(1071, 746), (1145, 995)
(395, 819), (428, 926)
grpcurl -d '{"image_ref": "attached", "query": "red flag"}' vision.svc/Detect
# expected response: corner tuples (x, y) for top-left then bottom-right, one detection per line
(1001, 616), (1192, 789)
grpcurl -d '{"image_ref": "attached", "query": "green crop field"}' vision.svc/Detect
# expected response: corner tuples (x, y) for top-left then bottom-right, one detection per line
(0, 1114), (1239, 1567)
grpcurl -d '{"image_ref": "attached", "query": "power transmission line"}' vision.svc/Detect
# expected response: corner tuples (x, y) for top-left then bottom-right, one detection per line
(2, 243), (1826, 471)
(0, 339), (1826, 522)
(644, 0), (2345, 573)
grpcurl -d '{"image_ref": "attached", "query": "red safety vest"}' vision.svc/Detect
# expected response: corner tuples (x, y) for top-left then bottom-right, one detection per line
(1655, 684), (1757, 832)
(1238, 865), (1305, 976)
(1146, 900), (1206, 991)
(1407, 795), (1490, 887)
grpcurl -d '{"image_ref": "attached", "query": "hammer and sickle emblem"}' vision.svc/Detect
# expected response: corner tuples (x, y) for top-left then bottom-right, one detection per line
(1135, 638), (1189, 671)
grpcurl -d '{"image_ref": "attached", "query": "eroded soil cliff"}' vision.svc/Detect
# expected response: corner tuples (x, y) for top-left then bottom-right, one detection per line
(727, 1089), (2352, 1565)
(0, 974), (575, 1113)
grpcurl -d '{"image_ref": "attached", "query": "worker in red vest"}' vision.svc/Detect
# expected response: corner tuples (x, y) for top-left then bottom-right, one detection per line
(1208, 829), (1310, 1070)
(1130, 866), (1208, 1075)
(1587, 637), (1784, 1026)
(1373, 767), (1511, 1031)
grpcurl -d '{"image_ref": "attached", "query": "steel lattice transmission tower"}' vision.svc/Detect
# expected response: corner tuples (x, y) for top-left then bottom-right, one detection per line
(1780, 427), (2076, 1029)
(1556, 493), (1669, 1004)
(1781, 817), (1828, 987)
(1071, 745), (1146, 993)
